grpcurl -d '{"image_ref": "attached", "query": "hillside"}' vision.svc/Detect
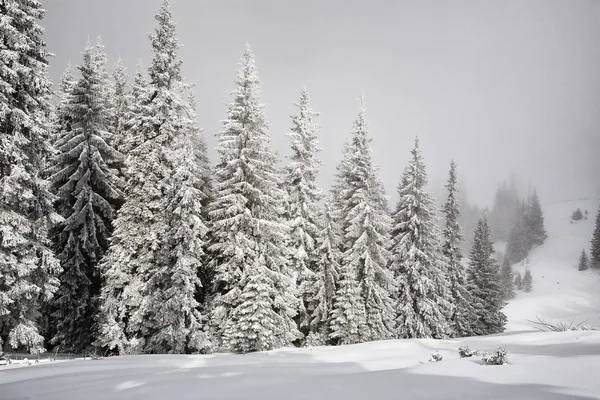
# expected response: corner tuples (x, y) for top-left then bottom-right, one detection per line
(504, 197), (600, 331)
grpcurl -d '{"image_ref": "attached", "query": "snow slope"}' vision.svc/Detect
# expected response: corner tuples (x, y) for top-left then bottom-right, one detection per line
(1, 197), (599, 400)
(504, 197), (600, 331)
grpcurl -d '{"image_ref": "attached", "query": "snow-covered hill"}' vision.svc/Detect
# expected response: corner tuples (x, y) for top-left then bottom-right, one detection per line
(504, 197), (600, 331)
(1, 197), (599, 400)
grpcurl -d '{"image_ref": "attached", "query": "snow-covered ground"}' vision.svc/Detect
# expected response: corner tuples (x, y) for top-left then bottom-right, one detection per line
(1, 197), (599, 400)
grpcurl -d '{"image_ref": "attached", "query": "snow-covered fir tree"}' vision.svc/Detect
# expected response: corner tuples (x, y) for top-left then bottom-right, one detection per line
(117, 62), (149, 156)
(500, 257), (515, 300)
(331, 96), (395, 342)
(591, 207), (600, 268)
(47, 43), (124, 352)
(50, 63), (76, 147)
(284, 87), (323, 337)
(441, 160), (475, 337)
(506, 200), (530, 264)
(467, 217), (507, 335)
(522, 267), (533, 292)
(146, 106), (210, 353)
(110, 58), (131, 155)
(0, 0), (61, 352)
(92, 36), (113, 117)
(526, 189), (546, 247)
(306, 202), (340, 345)
(390, 138), (452, 339)
(208, 45), (300, 353)
(329, 254), (369, 345)
(185, 90), (214, 308)
(578, 249), (589, 271)
(514, 271), (523, 290)
(97, 0), (208, 354)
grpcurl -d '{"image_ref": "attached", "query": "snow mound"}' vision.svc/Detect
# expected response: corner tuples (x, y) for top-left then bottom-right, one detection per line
(1, 331), (599, 399)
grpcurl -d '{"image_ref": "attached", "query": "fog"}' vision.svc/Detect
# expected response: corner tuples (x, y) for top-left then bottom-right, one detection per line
(43, 0), (600, 207)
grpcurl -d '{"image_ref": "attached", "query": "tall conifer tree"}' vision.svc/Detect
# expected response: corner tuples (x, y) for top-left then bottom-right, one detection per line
(208, 45), (300, 353)
(97, 0), (208, 354)
(467, 217), (507, 335)
(390, 139), (452, 339)
(330, 96), (395, 342)
(441, 161), (475, 337)
(307, 203), (340, 344)
(284, 88), (323, 336)
(0, 0), (61, 352)
(526, 189), (547, 247)
(48, 43), (124, 352)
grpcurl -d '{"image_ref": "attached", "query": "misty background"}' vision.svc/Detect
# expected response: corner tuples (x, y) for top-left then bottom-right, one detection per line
(43, 0), (600, 207)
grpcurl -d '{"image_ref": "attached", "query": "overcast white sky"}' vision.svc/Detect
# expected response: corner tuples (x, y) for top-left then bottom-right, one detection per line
(43, 0), (600, 206)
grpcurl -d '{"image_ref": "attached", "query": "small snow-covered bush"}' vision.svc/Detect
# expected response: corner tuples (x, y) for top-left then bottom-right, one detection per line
(428, 352), (443, 362)
(572, 209), (583, 221)
(458, 346), (478, 358)
(482, 347), (508, 365)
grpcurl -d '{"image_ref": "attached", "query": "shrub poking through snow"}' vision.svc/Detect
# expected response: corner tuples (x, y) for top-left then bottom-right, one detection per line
(571, 209), (583, 221)
(482, 347), (508, 365)
(428, 352), (443, 362)
(527, 316), (592, 332)
(459, 345), (478, 358)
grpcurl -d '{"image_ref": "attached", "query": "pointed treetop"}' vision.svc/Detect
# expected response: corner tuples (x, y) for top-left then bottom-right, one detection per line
(237, 44), (259, 85)
(149, 0), (182, 89)
(59, 62), (75, 90)
(358, 90), (366, 114)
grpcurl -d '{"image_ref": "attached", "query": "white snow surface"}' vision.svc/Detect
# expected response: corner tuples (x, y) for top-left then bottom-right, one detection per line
(1, 197), (599, 400)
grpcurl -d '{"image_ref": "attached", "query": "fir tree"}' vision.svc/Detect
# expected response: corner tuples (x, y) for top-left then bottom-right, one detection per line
(208, 45), (300, 353)
(522, 267), (533, 292)
(514, 271), (523, 290)
(441, 161), (475, 337)
(329, 254), (368, 345)
(578, 249), (589, 271)
(333, 96), (395, 341)
(526, 189), (547, 247)
(50, 63), (76, 147)
(0, 0), (61, 352)
(110, 58), (131, 155)
(92, 36), (113, 116)
(307, 203), (340, 345)
(591, 207), (600, 268)
(146, 113), (209, 353)
(500, 257), (515, 300)
(185, 90), (214, 307)
(97, 0), (208, 354)
(119, 63), (149, 155)
(48, 43), (124, 352)
(467, 217), (507, 335)
(390, 138), (452, 339)
(506, 200), (530, 264)
(284, 87), (323, 337)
